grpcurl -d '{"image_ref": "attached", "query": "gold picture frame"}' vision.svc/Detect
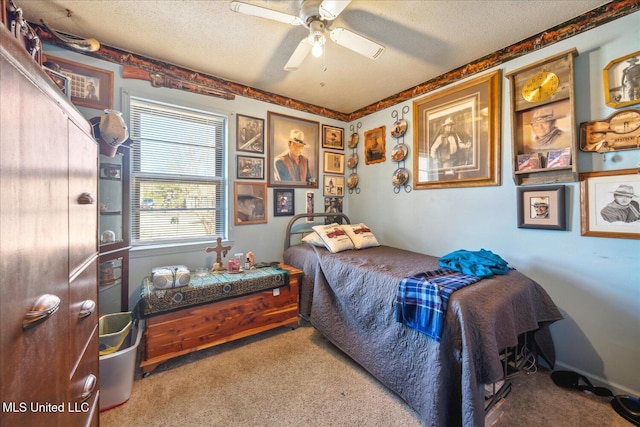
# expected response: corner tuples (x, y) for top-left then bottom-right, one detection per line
(234, 181), (267, 225)
(413, 70), (501, 189)
(579, 169), (640, 239)
(44, 55), (113, 110)
(322, 124), (344, 150)
(364, 126), (386, 165)
(603, 50), (640, 109)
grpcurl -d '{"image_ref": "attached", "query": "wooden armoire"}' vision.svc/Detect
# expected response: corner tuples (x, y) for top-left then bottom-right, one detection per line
(0, 24), (100, 426)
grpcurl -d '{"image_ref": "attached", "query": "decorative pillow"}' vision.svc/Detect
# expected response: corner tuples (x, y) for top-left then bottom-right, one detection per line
(301, 231), (326, 248)
(312, 223), (355, 253)
(342, 223), (380, 250)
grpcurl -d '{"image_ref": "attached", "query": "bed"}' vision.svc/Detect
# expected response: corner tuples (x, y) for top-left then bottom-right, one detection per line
(283, 213), (563, 426)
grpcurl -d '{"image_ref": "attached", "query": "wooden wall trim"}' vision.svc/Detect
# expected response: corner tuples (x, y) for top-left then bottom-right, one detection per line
(33, 0), (639, 122)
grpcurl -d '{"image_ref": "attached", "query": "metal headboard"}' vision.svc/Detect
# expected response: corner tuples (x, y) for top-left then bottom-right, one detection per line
(284, 213), (351, 250)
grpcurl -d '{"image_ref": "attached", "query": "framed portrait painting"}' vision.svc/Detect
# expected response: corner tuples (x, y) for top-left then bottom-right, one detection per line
(322, 125), (344, 150)
(234, 181), (267, 225)
(580, 169), (640, 239)
(44, 55), (113, 110)
(267, 111), (319, 188)
(413, 70), (501, 189)
(236, 114), (265, 153)
(603, 51), (640, 109)
(236, 155), (264, 180)
(517, 185), (566, 230)
(274, 188), (294, 217)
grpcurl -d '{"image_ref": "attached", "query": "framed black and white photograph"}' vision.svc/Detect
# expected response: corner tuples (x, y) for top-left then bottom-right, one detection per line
(237, 114), (265, 153)
(234, 181), (267, 225)
(267, 111), (319, 188)
(323, 175), (344, 197)
(323, 151), (345, 174)
(324, 197), (344, 224)
(517, 185), (566, 230)
(236, 155), (264, 180)
(274, 188), (295, 217)
(580, 169), (640, 239)
(322, 124), (344, 150)
(413, 70), (501, 189)
(603, 51), (640, 109)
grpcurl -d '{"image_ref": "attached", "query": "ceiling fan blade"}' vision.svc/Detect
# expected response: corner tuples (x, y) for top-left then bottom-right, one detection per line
(284, 39), (312, 71)
(319, 0), (352, 20)
(230, 1), (302, 25)
(329, 27), (385, 59)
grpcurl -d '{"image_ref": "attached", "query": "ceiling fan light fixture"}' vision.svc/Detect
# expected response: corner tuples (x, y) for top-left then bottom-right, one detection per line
(307, 20), (326, 58)
(311, 42), (323, 57)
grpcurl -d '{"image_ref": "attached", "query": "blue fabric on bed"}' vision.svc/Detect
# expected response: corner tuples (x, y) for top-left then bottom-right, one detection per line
(438, 249), (509, 277)
(395, 268), (482, 341)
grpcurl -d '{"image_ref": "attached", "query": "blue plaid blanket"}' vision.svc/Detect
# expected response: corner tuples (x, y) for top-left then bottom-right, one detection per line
(395, 268), (482, 341)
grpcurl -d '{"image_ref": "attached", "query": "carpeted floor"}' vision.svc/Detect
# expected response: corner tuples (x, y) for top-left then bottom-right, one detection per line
(100, 323), (631, 427)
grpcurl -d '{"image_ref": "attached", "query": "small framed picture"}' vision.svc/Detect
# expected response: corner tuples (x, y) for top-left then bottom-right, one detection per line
(323, 151), (345, 174)
(324, 197), (344, 224)
(234, 181), (267, 225)
(237, 114), (265, 153)
(603, 51), (640, 109)
(323, 175), (345, 197)
(322, 125), (344, 150)
(364, 125), (386, 165)
(99, 163), (122, 180)
(274, 188), (295, 217)
(43, 55), (113, 110)
(580, 169), (640, 239)
(517, 185), (566, 230)
(236, 155), (264, 179)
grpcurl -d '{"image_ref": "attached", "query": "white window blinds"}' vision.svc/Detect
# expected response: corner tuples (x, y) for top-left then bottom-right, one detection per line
(128, 96), (227, 244)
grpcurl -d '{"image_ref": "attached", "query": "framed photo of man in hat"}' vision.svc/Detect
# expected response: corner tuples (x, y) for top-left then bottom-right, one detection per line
(517, 185), (566, 230)
(234, 182), (267, 225)
(580, 169), (640, 239)
(267, 112), (319, 188)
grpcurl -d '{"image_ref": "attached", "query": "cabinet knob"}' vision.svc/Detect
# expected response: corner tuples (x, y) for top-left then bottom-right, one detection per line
(80, 374), (97, 402)
(78, 300), (96, 319)
(23, 294), (60, 329)
(77, 192), (95, 205)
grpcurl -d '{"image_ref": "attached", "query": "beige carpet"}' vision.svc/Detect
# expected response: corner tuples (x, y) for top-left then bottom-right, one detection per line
(100, 323), (631, 427)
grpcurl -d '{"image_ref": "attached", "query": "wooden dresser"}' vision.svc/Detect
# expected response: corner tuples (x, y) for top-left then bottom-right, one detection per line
(140, 264), (302, 374)
(0, 26), (99, 426)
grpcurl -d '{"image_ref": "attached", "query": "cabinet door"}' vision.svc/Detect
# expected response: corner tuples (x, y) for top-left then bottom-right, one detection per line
(0, 44), (70, 424)
(69, 122), (99, 272)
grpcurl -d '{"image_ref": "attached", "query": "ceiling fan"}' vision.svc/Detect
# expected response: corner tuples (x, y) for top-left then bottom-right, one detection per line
(230, 0), (385, 71)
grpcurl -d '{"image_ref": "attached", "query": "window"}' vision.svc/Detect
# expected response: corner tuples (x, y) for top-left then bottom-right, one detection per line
(128, 96), (227, 245)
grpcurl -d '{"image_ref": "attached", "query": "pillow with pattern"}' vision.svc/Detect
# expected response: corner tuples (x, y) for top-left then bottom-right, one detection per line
(312, 223), (355, 253)
(342, 223), (380, 249)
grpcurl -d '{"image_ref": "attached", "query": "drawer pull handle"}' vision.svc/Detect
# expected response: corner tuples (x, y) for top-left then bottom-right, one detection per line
(23, 294), (60, 329)
(81, 374), (97, 402)
(78, 192), (95, 205)
(78, 300), (96, 319)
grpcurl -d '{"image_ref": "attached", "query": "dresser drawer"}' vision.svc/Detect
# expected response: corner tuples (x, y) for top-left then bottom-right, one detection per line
(68, 325), (98, 425)
(69, 261), (98, 364)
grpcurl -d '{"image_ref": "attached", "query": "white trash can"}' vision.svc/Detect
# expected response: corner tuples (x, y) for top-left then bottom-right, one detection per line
(99, 319), (143, 411)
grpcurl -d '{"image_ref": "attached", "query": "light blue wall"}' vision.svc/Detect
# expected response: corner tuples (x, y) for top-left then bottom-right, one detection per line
(44, 10), (639, 397)
(346, 13), (640, 396)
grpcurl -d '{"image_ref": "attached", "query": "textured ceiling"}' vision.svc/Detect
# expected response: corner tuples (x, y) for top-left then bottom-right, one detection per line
(20, 0), (611, 114)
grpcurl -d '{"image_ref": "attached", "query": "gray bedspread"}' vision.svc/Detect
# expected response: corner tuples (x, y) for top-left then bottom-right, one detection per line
(283, 244), (563, 426)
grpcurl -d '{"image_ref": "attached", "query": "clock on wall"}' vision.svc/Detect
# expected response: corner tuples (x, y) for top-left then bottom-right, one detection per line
(505, 48), (579, 186)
